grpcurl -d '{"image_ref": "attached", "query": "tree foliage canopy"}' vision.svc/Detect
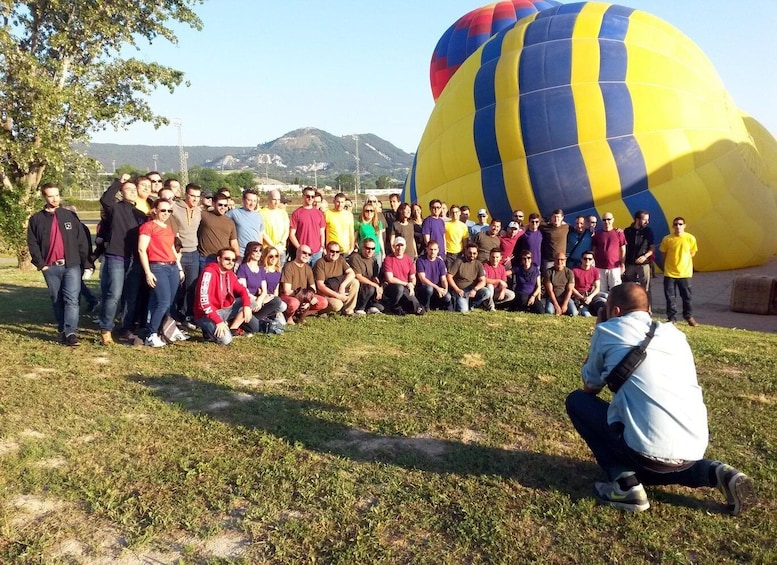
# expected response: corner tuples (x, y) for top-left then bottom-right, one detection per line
(0, 0), (203, 264)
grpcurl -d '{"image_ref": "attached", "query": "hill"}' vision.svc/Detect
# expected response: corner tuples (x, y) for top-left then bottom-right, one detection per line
(80, 127), (414, 182)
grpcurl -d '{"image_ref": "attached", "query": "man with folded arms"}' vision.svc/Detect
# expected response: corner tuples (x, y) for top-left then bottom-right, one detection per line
(348, 238), (384, 314)
(382, 237), (424, 315)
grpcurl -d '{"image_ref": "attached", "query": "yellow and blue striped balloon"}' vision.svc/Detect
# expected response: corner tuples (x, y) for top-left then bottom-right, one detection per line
(404, 2), (777, 271)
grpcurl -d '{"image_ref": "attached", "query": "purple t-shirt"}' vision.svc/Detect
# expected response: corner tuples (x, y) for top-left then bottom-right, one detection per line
(416, 255), (447, 286)
(264, 270), (282, 294)
(421, 216), (447, 256)
(520, 230), (543, 268)
(513, 265), (540, 295)
(236, 263), (265, 295)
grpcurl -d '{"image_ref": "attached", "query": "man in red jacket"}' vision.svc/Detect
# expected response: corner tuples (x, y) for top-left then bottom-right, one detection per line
(194, 248), (253, 345)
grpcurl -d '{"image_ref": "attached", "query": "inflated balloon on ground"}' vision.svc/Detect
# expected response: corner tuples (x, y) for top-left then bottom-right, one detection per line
(406, 2), (777, 271)
(430, 0), (560, 101)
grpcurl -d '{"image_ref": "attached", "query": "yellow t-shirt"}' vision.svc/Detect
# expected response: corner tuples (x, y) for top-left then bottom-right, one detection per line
(260, 207), (290, 247)
(325, 209), (355, 251)
(660, 232), (697, 278)
(445, 220), (469, 254)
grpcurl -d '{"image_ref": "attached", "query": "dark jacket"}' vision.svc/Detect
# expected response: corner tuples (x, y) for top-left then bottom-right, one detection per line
(100, 179), (147, 258)
(27, 207), (88, 270)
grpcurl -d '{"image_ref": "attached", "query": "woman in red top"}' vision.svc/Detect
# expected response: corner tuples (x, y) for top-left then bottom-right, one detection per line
(138, 199), (185, 346)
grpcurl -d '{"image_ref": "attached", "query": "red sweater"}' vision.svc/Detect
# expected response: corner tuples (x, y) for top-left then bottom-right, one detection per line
(194, 262), (250, 324)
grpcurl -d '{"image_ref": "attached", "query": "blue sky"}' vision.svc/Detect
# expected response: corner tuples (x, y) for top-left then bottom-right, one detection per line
(89, 0), (777, 154)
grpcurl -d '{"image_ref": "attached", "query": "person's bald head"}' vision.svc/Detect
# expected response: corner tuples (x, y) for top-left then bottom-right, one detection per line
(606, 283), (650, 318)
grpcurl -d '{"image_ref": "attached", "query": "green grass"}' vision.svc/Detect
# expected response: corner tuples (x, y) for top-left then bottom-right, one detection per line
(0, 265), (775, 563)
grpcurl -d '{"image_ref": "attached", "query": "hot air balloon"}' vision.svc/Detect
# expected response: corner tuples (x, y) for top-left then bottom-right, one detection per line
(406, 2), (777, 271)
(430, 0), (561, 100)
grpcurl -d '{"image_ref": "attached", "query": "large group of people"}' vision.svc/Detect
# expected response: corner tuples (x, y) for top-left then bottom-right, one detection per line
(28, 178), (701, 347)
(25, 178), (756, 518)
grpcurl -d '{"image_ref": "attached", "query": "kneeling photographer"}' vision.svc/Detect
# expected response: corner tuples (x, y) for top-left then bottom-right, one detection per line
(565, 283), (754, 514)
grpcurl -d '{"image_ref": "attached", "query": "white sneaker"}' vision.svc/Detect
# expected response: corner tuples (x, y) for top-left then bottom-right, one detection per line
(354, 310), (367, 316)
(366, 306), (381, 314)
(144, 333), (166, 347)
(171, 328), (190, 342)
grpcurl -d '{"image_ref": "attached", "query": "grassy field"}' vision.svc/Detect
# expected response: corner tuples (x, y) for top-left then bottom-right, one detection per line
(0, 265), (775, 564)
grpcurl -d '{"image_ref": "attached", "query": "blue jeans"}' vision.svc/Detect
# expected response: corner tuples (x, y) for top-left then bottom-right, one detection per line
(664, 276), (692, 321)
(196, 298), (244, 345)
(176, 250), (200, 319)
(565, 390), (714, 486)
(148, 263), (179, 333)
(453, 285), (492, 312)
(416, 283), (453, 311)
(42, 264), (81, 335)
(121, 259), (145, 332)
(545, 297), (579, 316)
(99, 254), (129, 332)
(308, 250), (323, 266)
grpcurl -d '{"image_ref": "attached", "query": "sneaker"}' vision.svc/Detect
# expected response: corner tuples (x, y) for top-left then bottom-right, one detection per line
(686, 317), (699, 327)
(231, 327), (246, 338)
(366, 306), (383, 315)
(183, 317), (198, 331)
(100, 331), (114, 346)
(414, 306), (425, 316)
(144, 333), (166, 348)
(63, 333), (81, 347)
(593, 480), (650, 512)
(171, 328), (190, 342)
(713, 462), (755, 516)
(354, 310), (367, 316)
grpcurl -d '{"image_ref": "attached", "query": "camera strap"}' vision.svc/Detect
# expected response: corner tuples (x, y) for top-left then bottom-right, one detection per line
(605, 321), (659, 392)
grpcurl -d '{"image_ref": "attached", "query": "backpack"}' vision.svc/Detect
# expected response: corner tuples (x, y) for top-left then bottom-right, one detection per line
(255, 316), (284, 335)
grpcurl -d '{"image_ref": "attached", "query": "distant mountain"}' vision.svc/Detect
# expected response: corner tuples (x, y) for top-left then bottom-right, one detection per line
(80, 127), (414, 182)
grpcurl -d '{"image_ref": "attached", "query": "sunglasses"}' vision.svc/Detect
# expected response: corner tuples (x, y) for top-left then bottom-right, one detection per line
(158, 209), (172, 213)
(674, 222), (684, 226)
(268, 254), (279, 258)
(221, 257), (236, 263)
(299, 251), (311, 256)
(327, 249), (341, 254)
(216, 203), (229, 208)
(364, 246), (376, 251)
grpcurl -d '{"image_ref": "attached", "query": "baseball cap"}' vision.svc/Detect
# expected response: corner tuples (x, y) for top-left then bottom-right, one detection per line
(478, 208), (487, 216)
(201, 190), (214, 198)
(393, 236), (407, 246)
(508, 221), (520, 229)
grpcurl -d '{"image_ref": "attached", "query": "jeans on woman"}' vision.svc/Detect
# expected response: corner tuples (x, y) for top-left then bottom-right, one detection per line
(148, 262), (179, 333)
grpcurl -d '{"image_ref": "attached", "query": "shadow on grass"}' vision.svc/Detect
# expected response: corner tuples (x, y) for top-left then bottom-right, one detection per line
(0, 281), (103, 341)
(134, 373), (601, 501)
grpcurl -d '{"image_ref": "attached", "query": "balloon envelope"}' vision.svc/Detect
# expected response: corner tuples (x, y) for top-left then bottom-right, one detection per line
(430, 0), (561, 101)
(407, 2), (777, 271)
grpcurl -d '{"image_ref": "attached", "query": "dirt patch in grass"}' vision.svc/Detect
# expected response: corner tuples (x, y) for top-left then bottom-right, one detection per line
(460, 353), (485, 369)
(739, 393), (777, 406)
(0, 438), (20, 456)
(34, 456), (68, 469)
(8, 494), (67, 527)
(325, 429), (450, 460)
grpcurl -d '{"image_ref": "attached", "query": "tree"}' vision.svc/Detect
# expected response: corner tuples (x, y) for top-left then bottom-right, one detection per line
(187, 166), (222, 192)
(223, 171), (257, 192)
(375, 175), (391, 190)
(335, 173), (355, 192)
(0, 1), (203, 268)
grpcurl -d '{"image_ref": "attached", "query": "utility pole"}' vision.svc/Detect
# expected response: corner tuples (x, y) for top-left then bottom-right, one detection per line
(173, 119), (189, 186)
(353, 135), (360, 208)
(152, 153), (158, 171)
(313, 161), (318, 189)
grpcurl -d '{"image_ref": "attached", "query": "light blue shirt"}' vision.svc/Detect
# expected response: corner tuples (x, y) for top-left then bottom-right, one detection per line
(227, 207), (264, 257)
(582, 311), (709, 461)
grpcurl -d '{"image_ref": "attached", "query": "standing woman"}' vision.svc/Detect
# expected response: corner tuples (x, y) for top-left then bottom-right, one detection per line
(236, 241), (285, 322)
(390, 203), (417, 259)
(411, 203), (425, 256)
(138, 198), (187, 347)
(355, 204), (385, 267)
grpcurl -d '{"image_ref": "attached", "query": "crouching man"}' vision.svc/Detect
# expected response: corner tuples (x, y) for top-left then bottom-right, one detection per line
(194, 248), (253, 345)
(565, 283), (754, 514)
